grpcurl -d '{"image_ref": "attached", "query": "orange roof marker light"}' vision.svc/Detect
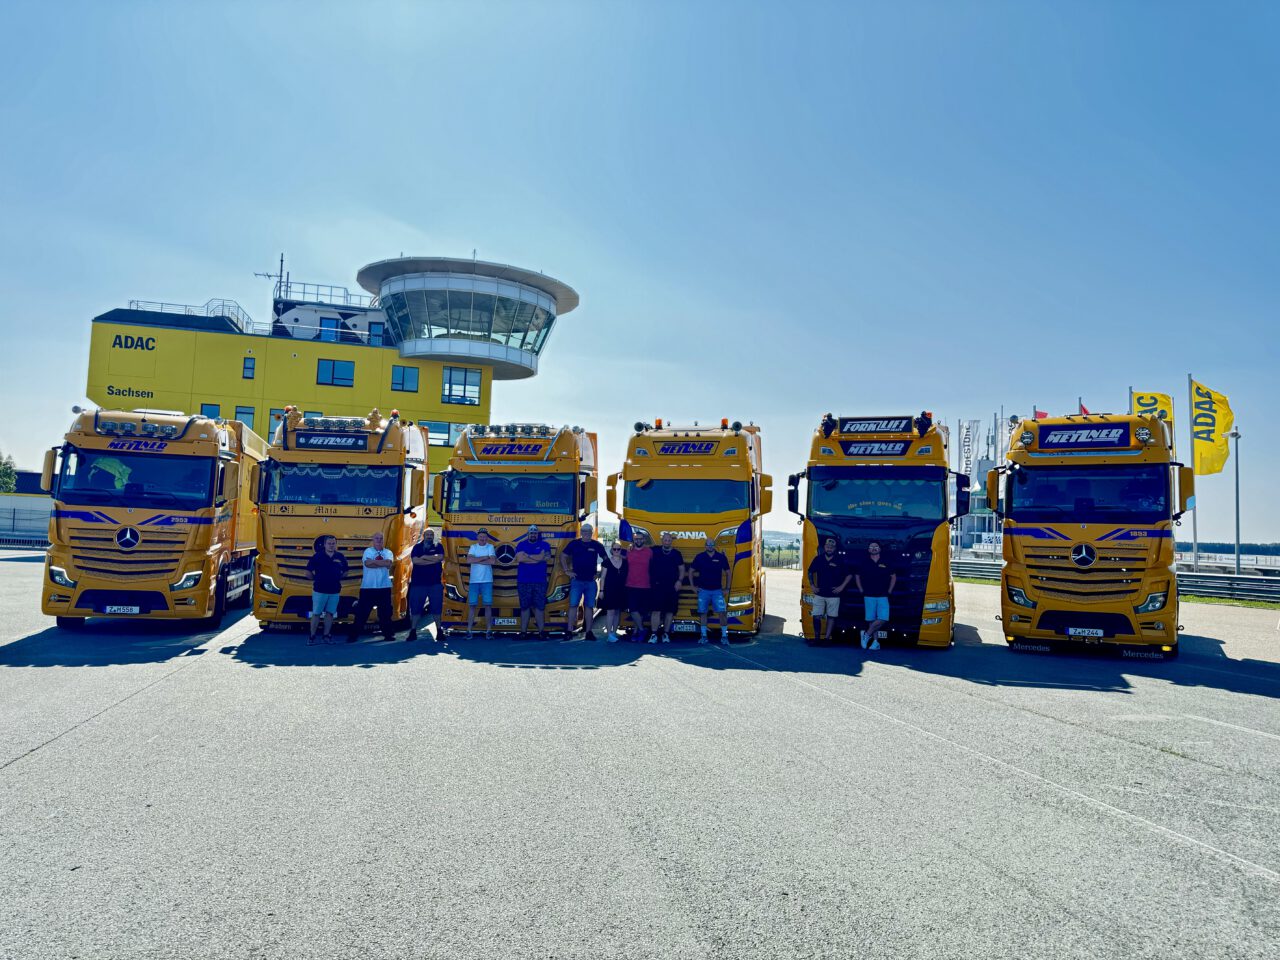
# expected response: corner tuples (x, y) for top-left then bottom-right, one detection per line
(655, 418), (664, 429)
(721, 417), (729, 428)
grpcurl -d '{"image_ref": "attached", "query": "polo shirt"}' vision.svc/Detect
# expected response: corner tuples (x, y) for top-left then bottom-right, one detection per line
(516, 538), (552, 584)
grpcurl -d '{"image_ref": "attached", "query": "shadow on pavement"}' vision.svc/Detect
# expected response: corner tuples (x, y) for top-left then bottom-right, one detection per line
(229, 625), (446, 669)
(0, 611), (251, 668)
(0, 552), (46, 564)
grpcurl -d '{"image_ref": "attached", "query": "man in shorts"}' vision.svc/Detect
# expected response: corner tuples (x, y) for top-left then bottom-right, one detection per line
(625, 531), (654, 642)
(688, 537), (730, 645)
(807, 536), (851, 642)
(515, 524), (552, 640)
(855, 541), (897, 651)
(305, 535), (348, 644)
(466, 528), (497, 639)
(648, 532), (686, 643)
(407, 527), (445, 642)
(561, 523), (609, 641)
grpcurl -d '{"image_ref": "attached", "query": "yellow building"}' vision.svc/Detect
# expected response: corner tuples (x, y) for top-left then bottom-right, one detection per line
(86, 257), (580, 478)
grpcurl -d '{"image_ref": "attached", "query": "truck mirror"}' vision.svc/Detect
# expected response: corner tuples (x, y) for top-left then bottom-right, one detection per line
(431, 474), (444, 515)
(606, 474), (618, 514)
(582, 475), (598, 516)
(787, 473), (800, 515)
(759, 474), (773, 515)
(222, 462), (240, 502)
(952, 473), (971, 519)
(410, 470), (426, 510)
(247, 463), (261, 505)
(986, 469), (1000, 514)
(1176, 465), (1196, 519)
(41, 448), (56, 493)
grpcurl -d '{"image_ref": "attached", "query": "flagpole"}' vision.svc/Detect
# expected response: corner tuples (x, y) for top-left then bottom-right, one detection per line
(1127, 386), (1133, 414)
(1188, 373), (1198, 572)
(1232, 427), (1241, 575)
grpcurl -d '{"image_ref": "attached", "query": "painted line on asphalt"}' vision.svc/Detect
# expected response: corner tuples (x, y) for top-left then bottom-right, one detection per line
(1185, 714), (1280, 742)
(1102, 785), (1280, 815)
(717, 645), (1280, 885)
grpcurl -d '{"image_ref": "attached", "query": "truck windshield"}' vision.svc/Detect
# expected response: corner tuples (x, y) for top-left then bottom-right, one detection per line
(57, 446), (216, 510)
(265, 462), (401, 507)
(1007, 464), (1170, 524)
(447, 473), (576, 514)
(808, 466), (946, 521)
(624, 479), (749, 514)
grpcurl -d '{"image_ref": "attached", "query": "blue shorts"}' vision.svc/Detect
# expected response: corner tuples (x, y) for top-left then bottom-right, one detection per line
(311, 592), (340, 616)
(864, 596), (890, 621)
(468, 581), (493, 605)
(569, 578), (597, 610)
(697, 588), (727, 614)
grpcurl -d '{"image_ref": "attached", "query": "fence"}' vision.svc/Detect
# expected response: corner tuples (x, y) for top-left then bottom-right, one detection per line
(952, 558), (1280, 603)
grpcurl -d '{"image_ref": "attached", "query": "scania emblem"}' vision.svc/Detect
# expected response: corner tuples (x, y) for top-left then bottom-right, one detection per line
(116, 527), (141, 550)
(1071, 543), (1097, 568)
(495, 543), (517, 563)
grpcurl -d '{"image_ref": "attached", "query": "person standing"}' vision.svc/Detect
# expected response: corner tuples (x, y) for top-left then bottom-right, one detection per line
(856, 541), (897, 651)
(598, 542), (629, 643)
(648, 532), (686, 643)
(466, 528), (497, 639)
(561, 523), (609, 640)
(688, 537), (730, 645)
(407, 528), (445, 642)
(305, 535), (348, 644)
(624, 532), (654, 642)
(515, 524), (552, 640)
(348, 531), (397, 643)
(807, 536), (851, 642)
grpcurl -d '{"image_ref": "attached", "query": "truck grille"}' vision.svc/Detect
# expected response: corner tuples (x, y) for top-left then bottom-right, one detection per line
(1024, 546), (1148, 604)
(68, 530), (187, 581)
(270, 536), (367, 586)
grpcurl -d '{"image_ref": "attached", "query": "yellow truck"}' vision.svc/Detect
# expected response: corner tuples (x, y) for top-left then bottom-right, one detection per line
(787, 413), (971, 646)
(430, 423), (598, 636)
(607, 419), (771, 636)
(988, 413), (1193, 660)
(40, 407), (266, 629)
(251, 407), (429, 629)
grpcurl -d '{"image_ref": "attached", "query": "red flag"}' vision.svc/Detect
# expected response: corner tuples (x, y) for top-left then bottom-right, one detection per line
(1078, 400), (1091, 415)
(1033, 408), (1048, 420)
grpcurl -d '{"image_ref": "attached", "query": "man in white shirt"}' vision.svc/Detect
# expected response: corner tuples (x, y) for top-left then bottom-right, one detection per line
(347, 531), (398, 642)
(466, 528), (497, 639)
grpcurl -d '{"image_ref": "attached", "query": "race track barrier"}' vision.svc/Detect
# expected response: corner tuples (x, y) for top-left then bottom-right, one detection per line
(952, 558), (1280, 603)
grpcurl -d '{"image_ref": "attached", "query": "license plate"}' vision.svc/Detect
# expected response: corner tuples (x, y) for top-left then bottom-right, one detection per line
(1068, 627), (1104, 638)
(670, 621), (699, 633)
(105, 605), (140, 615)
(493, 617), (518, 627)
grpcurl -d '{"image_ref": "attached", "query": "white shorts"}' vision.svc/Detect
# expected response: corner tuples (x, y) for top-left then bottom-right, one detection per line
(811, 595), (840, 618)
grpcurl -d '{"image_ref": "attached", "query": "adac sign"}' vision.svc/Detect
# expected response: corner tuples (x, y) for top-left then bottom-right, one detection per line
(656, 441), (718, 456)
(111, 333), (157, 351)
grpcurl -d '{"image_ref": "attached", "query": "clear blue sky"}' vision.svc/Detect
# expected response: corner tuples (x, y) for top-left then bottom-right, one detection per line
(1, 1), (1275, 541)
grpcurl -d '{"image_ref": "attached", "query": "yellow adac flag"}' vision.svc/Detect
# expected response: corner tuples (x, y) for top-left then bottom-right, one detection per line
(1129, 391), (1175, 444)
(1190, 379), (1234, 475)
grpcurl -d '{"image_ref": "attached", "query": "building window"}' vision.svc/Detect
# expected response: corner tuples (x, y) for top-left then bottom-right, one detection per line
(368, 321), (385, 347)
(317, 358), (355, 387)
(425, 421), (449, 445)
(242, 356), (256, 379)
(304, 410), (322, 419)
(441, 366), (482, 405)
(319, 317), (340, 343)
(200, 403), (220, 419)
(391, 365), (419, 393)
(268, 408), (285, 433)
(234, 406), (256, 432)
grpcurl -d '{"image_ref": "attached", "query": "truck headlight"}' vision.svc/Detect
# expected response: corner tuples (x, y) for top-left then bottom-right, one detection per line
(1134, 592), (1167, 614)
(1006, 585), (1036, 609)
(169, 570), (203, 592)
(49, 565), (77, 589)
(924, 599), (951, 612)
(445, 584), (465, 602)
(729, 593), (752, 605)
(546, 584), (570, 603)
(258, 573), (283, 595)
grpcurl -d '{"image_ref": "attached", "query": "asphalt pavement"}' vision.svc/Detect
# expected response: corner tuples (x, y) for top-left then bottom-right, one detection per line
(2, 549), (1278, 960)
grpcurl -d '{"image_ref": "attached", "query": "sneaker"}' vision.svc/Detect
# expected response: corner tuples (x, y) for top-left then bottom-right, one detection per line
(698, 636), (709, 645)
(518, 632), (529, 642)
(870, 639), (881, 650)
(660, 633), (670, 644)
(585, 631), (598, 641)
(307, 635), (318, 645)
(485, 631), (493, 640)
(720, 636), (730, 646)
(860, 630), (870, 649)
(606, 632), (618, 643)
(465, 631), (475, 641)
(646, 634), (658, 644)
(406, 630), (417, 643)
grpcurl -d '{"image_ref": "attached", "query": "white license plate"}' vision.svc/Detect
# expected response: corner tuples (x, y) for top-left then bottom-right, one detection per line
(1068, 627), (1104, 638)
(493, 617), (518, 626)
(105, 605), (140, 615)
(670, 622), (699, 633)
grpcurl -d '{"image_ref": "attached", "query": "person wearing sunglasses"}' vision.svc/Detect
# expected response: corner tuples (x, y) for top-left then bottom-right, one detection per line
(598, 540), (630, 643)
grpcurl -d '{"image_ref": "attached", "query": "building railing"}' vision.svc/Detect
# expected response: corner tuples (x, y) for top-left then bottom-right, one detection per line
(274, 279), (373, 308)
(128, 298), (256, 330)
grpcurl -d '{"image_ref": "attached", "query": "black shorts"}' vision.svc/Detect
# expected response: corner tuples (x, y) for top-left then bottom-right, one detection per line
(627, 586), (651, 613)
(650, 589), (678, 615)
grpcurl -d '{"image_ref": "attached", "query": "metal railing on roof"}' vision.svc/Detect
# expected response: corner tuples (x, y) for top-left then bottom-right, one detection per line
(274, 279), (373, 309)
(128, 298), (255, 329)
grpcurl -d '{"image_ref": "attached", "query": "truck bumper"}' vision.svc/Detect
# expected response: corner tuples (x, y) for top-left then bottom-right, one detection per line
(1002, 599), (1177, 655)
(42, 581), (213, 620)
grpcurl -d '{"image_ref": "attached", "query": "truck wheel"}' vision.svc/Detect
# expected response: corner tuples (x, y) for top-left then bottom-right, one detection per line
(56, 616), (86, 630)
(203, 572), (228, 629)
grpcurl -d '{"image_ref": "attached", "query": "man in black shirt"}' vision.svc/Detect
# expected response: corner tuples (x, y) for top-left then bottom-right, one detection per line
(560, 523), (610, 640)
(407, 528), (446, 642)
(688, 537), (731, 645)
(305, 535), (349, 644)
(855, 541), (897, 651)
(648, 532), (686, 643)
(806, 536), (851, 641)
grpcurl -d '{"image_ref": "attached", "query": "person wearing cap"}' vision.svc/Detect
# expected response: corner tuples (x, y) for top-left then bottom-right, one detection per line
(515, 524), (552, 640)
(688, 537), (731, 645)
(561, 523), (609, 641)
(466, 528), (497, 639)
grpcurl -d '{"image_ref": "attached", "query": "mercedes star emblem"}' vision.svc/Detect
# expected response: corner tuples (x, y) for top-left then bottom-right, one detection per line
(116, 527), (141, 550)
(495, 543), (517, 563)
(1071, 543), (1097, 568)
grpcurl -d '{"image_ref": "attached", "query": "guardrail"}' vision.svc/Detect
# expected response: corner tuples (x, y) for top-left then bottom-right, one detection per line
(952, 559), (1280, 603)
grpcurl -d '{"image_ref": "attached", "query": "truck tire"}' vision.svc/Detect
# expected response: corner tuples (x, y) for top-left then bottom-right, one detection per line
(56, 616), (86, 630)
(203, 571), (228, 630)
